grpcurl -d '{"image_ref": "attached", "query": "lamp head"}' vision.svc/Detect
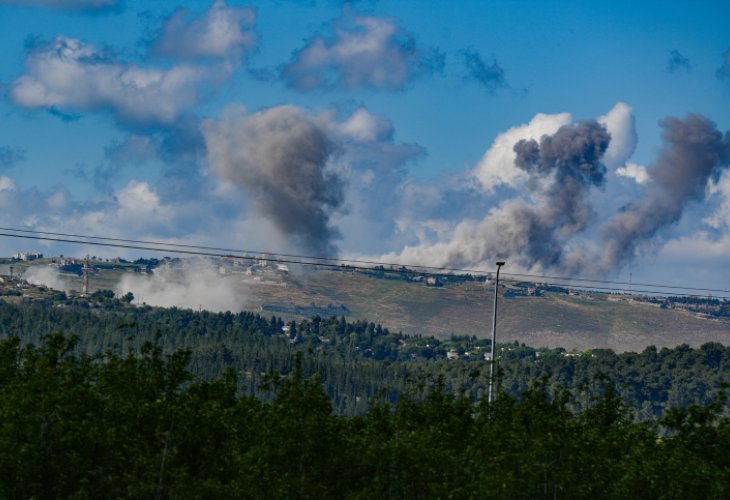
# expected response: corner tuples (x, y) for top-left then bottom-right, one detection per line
(496, 261), (505, 267)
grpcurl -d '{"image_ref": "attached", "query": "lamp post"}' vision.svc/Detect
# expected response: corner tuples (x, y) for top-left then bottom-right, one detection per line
(488, 261), (505, 404)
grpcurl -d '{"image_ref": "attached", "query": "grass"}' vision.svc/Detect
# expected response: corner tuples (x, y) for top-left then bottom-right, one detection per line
(8, 261), (730, 353)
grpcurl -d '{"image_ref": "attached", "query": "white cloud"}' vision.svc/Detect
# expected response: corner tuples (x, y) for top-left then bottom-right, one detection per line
(616, 163), (649, 184)
(473, 103), (637, 192)
(656, 231), (730, 269)
(203, 104), (426, 255)
(380, 203), (517, 271)
(598, 102), (637, 169)
(281, 12), (443, 91)
(473, 111), (572, 191)
(337, 107), (393, 142)
(115, 180), (173, 222)
(77, 180), (175, 236)
(46, 186), (71, 211)
(10, 36), (208, 125)
(152, 0), (256, 61)
(0, 176), (17, 192)
(704, 170), (730, 229)
(0, 175), (70, 220)
(379, 105), (639, 274)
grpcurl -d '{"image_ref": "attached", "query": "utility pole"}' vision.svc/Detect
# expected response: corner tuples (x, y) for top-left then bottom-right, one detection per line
(82, 255), (90, 296)
(488, 261), (505, 404)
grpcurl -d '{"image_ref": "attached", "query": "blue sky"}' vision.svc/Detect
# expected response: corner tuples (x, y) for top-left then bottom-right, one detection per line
(0, 0), (729, 290)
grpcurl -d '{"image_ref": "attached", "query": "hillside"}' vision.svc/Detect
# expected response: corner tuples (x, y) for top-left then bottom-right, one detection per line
(4, 257), (730, 353)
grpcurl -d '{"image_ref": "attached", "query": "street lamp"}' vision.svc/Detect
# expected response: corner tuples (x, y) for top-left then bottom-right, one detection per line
(488, 261), (505, 404)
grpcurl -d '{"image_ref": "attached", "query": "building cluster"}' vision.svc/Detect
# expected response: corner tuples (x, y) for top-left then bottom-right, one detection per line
(12, 252), (43, 261)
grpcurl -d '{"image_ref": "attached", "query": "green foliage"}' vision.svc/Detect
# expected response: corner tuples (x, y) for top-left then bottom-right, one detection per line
(0, 335), (729, 497)
(0, 298), (729, 419)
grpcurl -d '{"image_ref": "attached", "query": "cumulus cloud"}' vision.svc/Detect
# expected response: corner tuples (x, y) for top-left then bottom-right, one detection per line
(597, 102), (637, 169)
(0, 0), (119, 11)
(151, 0), (256, 62)
(3, 104), (423, 261)
(601, 114), (730, 272)
(460, 48), (507, 94)
(201, 103), (427, 256)
(10, 36), (208, 125)
(337, 107), (393, 142)
(76, 180), (176, 237)
(473, 103), (636, 193)
(0, 176), (18, 192)
(704, 170), (730, 230)
(473, 111), (572, 191)
(384, 119), (612, 272)
(667, 49), (692, 73)
(324, 107), (426, 252)
(203, 105), (344, 256)
(115, 180), (173, 222)
(0, 174), (71, 224)
(116, 259), (244, 312)
(616, 163), (649, 184)
(281, 12), (444, 91)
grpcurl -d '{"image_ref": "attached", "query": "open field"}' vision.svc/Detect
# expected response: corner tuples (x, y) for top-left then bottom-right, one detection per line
(7, 260), (730, 352)
(251, 270), (730, 352)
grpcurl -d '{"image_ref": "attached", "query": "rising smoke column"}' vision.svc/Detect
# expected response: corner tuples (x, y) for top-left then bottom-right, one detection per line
(384, 119), (611, 271)
(602, 114), (730, 271)
(203, 106), (344, 256)
(508, 119), (611, 268)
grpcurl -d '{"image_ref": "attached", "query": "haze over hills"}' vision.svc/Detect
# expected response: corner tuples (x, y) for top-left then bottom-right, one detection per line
(6, 255), (730, 353)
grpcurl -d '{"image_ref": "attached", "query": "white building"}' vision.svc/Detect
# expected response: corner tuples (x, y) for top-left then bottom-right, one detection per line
(12, 252), (43, 261)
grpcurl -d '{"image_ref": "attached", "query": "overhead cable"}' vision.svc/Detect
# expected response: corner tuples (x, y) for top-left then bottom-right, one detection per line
(0, 228), (728, 299)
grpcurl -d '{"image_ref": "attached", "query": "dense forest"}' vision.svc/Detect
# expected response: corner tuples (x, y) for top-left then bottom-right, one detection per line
(1, 333), (729, 498)
(0, 293), (729, 419)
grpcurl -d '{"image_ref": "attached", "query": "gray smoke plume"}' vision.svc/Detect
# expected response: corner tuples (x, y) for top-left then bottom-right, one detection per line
(203, 106), (344, 256)
(387, 120), (610, 271)
(508, 119), (610, 268)
(602, 114), (730, 271)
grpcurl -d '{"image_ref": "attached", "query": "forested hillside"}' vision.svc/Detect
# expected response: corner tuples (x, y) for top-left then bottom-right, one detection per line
(0, 294), (728, 418)
(1, 333), (729, 498)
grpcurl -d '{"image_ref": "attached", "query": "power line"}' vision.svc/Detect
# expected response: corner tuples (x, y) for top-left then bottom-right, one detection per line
(1, 228), (728, 299)
(0, 226), (492, 271)
(3, 226), (728, 295)
(498, 271), (730, 294)
(0, 231), (478, 278)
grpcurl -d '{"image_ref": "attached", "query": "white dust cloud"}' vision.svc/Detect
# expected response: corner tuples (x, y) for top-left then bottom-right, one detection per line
(116, 259), (244, 312)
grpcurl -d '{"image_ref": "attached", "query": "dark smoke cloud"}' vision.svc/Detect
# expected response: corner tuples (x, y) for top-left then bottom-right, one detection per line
(460, 48), (507, 95)
(203, 106), (344, 256)
(717, 48), (730, 80)
(394, 120), (612, 272)
(507, 120), (610, 267)
(514, 120), (609, 187)
(602, 114), (730, 271)
(667, 49), (692, 73)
